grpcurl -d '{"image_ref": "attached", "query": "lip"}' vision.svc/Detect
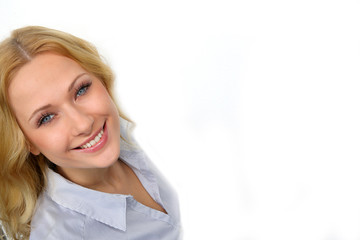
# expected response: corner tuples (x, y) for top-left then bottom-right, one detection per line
(72, 122), (108, 153)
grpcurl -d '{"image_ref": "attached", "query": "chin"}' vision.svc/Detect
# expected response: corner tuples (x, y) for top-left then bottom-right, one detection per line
(97, 145), (120, 168)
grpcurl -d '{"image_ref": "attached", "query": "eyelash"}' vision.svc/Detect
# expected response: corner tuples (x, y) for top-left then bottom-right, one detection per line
(37, 113), (55, 127)
(37, 81), (92, 127)
(74, 81), (92, 99)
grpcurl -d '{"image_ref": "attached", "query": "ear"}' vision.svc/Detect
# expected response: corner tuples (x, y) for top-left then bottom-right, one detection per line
(29, 144), (40, 155)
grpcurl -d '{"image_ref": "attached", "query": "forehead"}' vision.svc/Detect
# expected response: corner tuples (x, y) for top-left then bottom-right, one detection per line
(8, 53), (85, 119)
(11, 52), (82, 87)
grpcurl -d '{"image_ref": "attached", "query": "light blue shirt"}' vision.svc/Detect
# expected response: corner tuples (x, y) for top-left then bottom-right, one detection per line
(30, 118), (182, 239)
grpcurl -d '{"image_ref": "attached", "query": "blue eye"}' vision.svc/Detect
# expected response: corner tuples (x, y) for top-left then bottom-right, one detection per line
(75, 82), (91, 98)
(38, 113), (55, 126)
(76, 86), (87, 97)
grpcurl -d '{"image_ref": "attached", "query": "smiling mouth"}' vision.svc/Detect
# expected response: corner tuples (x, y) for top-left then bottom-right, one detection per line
(79, 129), (104, 149)
(74, 123), (105, 149)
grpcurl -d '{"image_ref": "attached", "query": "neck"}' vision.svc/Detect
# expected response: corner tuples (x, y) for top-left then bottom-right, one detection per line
(56, 160), (127, 193)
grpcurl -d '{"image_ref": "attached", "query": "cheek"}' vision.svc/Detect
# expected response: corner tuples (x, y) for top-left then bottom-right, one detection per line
(93, 88), (117, 113)
(29, 129), (68, 153)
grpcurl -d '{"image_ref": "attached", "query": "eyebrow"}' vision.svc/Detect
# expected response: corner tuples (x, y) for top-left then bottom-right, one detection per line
(67, 73), (87, 92)
(28, 72), (88, 122)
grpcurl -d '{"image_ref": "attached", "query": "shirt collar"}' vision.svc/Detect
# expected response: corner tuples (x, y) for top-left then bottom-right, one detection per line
(118, 116), (143, 171)
(45, 168), (129, 231)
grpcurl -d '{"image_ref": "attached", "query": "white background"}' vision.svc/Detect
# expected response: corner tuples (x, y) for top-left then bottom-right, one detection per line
(1, 1), (360, 239)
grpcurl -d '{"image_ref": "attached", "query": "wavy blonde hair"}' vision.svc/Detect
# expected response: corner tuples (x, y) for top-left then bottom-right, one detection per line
(0, 26), (131, 239)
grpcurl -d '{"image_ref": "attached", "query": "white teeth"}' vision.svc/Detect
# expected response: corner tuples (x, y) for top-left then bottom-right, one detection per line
(80, 129), (104, 149)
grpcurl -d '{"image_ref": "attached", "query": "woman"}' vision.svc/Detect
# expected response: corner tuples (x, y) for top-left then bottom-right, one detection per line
(0, 26), (181, 240)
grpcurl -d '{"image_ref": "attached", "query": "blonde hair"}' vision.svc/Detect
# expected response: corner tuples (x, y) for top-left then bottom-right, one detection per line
(0, 26), (131, 239)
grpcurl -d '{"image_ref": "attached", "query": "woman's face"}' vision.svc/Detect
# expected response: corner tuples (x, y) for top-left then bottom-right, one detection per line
(8, 52), (121, 171)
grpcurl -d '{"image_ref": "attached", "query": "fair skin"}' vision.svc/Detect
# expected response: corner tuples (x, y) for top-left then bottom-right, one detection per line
(8, 52), (166, 213)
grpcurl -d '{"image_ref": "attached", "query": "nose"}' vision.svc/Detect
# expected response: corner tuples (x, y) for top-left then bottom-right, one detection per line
(66, 106), (94, 136)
